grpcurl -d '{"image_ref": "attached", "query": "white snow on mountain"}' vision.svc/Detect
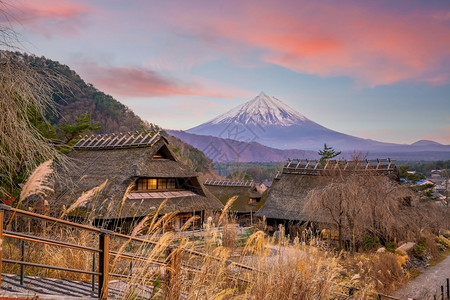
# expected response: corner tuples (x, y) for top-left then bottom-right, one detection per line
(209, 92), (310, 126)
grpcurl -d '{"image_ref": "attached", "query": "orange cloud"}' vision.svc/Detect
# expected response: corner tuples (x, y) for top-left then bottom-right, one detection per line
(80, 63), (251, 99)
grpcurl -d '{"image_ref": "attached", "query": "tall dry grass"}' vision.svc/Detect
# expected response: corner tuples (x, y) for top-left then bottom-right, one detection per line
(4, 175), (437, 299)
(2, 203), (419, 299)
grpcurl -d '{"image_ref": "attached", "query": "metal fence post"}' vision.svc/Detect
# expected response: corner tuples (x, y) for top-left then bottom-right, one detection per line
(0, 208), (4, 288)
(92, 253), (96, 293)
(98, 233), (110, 300)
(20, 240), (25, 285)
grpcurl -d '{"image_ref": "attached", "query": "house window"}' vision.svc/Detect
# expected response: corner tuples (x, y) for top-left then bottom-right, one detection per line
(158, 178), (167, 189)
(136, 178), (177, 191)
(137, 179), (146, 191)
(167, 179), (176, 189)
(148, 179), (157, 190)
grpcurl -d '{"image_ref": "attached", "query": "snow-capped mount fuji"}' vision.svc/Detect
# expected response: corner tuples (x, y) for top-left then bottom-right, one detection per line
(206, 92), (309, 126)
(187, 92), (382, 151)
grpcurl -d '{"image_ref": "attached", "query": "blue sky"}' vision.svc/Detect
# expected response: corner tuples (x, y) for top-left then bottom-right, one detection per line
(3, 0), (450, 144)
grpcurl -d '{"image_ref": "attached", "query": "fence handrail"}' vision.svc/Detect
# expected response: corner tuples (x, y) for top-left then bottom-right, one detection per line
(1, 204), (102, 233)
(4, 231), (101, 253)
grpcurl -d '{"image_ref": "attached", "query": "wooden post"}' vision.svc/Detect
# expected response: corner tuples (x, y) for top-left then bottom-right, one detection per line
(446, 278), (449, 299)
(98, 233), (110, 300)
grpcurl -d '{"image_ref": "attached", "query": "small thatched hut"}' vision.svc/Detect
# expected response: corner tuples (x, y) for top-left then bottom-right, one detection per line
(255, 158), (399, 233)
(203, 179), (267, 226)
(51, 131), (223, 232)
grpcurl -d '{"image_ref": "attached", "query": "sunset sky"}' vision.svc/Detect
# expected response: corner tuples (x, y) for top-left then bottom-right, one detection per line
(3, 0), (450, 144)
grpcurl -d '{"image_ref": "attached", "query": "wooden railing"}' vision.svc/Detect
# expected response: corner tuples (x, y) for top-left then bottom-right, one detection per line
(0, 204), (259, 299)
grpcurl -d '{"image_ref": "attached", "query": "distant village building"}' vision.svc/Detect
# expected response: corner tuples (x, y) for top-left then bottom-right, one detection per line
(203, 179), (267, 226)
(255, 158), (399, 234)
(51, 131), (223, 232)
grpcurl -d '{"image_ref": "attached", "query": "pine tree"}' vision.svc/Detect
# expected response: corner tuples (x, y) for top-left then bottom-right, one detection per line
(318, 144), (341, 163)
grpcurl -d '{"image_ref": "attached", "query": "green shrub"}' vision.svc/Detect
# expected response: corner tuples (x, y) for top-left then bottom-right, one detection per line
(362, 234), (380, 250)
(386, 242), (398, 253)
(413, 241), (426, 257)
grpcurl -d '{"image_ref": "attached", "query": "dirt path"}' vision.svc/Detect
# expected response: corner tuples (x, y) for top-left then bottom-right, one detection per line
(393, 255), (450, 299)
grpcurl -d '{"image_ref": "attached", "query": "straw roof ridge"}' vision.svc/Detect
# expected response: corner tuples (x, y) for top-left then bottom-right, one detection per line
(73, 130), (166, 151)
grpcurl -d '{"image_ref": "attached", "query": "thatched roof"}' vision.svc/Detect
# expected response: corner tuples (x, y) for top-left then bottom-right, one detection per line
(255, 173), (325, 221)
(51, 131), (223, 219)
(204, 180), (265, 213)
(255, 158), (399, 221)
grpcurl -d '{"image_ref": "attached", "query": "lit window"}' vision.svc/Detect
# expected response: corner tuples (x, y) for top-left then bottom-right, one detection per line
(136, 178), (177, 191)
(148, 179), (157, 190)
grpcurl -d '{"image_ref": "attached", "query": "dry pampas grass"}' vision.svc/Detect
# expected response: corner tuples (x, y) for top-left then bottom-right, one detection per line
(18, 159), (54, 205)
(61, 179), (108, 216)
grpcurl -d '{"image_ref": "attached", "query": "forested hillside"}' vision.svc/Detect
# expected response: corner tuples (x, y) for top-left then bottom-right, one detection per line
(9, 51), (142, 132)
(5, 51), (215, 175)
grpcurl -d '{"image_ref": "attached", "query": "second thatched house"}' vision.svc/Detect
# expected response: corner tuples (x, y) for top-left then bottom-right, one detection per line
(51, 131), (223, 232)
(203, 179), (267, 226)
(255, 158), (399, 234)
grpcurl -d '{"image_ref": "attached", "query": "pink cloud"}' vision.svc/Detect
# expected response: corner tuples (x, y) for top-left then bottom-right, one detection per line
(2, 0), (91, 37)
(79, 63), (251, 99)
(158, 0), (450, 86)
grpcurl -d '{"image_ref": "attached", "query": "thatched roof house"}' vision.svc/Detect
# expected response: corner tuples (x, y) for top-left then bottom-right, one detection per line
(203, 179), (266, 214)
(51, 131), (223, 230)
(256, 158), (399, 222)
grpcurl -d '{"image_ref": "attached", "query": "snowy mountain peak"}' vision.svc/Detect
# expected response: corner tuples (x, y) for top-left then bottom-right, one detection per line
(208, 92), (310, 126)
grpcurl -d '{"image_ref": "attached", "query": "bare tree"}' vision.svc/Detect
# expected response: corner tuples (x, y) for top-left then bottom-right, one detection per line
(303, 171), (416, 251)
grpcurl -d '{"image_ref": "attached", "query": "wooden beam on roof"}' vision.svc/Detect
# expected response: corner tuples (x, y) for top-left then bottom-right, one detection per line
(305, 160), (310, 169)
(313, 160), (319, 170)
(112, 133), (128, 147)
(130, 132), (144, 145)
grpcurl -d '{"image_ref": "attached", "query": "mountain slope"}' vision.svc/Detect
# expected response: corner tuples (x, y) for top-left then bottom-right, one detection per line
(169, 130), (450, 162)
(167, 130), (317, 162)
